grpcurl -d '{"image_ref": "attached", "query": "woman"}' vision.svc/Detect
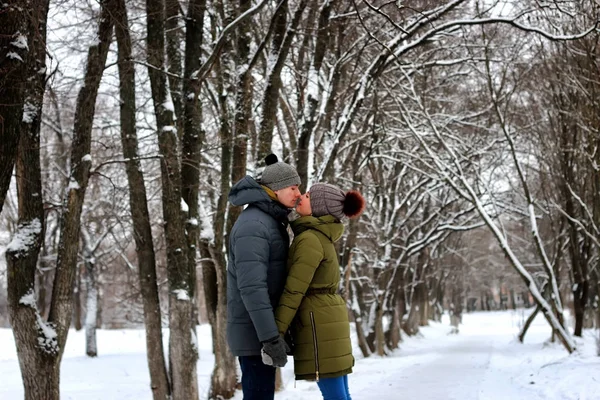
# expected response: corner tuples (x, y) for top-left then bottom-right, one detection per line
(273, 183), (365, 400)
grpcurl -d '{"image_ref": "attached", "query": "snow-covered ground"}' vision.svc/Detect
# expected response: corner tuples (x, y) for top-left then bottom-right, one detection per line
(1, 309), (599, 399)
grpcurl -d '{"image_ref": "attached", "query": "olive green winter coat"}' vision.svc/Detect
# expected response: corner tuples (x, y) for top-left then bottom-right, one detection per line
(274, 215), (354, 381)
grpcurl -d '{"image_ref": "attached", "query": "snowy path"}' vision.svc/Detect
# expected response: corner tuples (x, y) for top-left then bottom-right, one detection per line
(350, 333), (529, 400)
(353, 336), (496, 399)
(276, 311), (595, 400)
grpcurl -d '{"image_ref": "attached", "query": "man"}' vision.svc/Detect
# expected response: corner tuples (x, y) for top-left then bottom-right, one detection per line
(226, 153), (301, 400)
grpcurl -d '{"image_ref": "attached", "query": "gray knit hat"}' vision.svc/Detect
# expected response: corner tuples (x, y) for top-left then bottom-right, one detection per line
(259, 154), (301, 191)
(310, 183), (366, 220)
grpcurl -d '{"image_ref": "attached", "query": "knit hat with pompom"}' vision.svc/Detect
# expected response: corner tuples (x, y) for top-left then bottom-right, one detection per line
(309, 183), (365, 220)
(259, 154), (301, 191)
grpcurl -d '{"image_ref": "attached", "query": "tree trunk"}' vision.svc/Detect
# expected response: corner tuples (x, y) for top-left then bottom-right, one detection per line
(113, 0), (171, 397)
(0, 3), (30, 213)
(145, 0), (198, 396)
(229, 0), (251, 232)
(388, 297), (402, 349)
(165, 0), (184, 127)
(403, 298), (420, 336)
(374, 297), (386, 356)
(84, 259), (98, 357)
(73, 265), (83, 331)
(6, 0), (51, 388)
(518, 306), (540, 343)
(207, 249), (237, 399)
(180, 0), (208, 394)
(181, 0), (206, 328)
(416, 281), (429, 327)
(350, 280), (372, 358)
(295, 1), (331, 189)
(201, 9), (238, 399)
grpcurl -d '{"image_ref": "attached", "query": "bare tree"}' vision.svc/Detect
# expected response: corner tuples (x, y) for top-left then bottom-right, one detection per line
(145, 0), (199, 396)
(6, 0), (114, 398)
(113, 0), (171, 396)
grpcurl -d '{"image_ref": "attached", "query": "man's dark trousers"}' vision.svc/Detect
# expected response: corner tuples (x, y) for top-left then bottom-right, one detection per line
(238, 355), (276, 400)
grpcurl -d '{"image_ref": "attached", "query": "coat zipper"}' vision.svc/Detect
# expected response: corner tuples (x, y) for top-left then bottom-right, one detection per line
(309, 311), (320, 382)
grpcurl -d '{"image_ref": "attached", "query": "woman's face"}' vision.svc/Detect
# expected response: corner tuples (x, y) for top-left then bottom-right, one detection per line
(295, 192), (312, 216)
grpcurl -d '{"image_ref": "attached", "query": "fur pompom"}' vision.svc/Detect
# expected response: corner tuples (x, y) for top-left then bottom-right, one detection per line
(343, 190), (365, 218)
(265, 153), (279, 165)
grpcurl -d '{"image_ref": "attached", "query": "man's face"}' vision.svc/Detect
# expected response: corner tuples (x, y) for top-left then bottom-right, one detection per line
(294, 192), (312, 216)
(274, 185), (301, 208)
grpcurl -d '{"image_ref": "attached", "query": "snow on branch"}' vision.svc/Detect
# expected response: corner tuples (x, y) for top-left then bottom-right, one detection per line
(6, 219), (42, 258)
(173, 289), (190, 301)
(190, 0), (270, 86)
(19, 289), (59, 355)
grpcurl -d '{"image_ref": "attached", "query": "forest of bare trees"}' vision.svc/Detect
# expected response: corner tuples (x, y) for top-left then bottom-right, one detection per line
(1, 0), (599, 399)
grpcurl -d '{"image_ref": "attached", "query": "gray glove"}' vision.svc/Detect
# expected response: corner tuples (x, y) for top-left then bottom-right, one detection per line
(261, 336), (290, 367)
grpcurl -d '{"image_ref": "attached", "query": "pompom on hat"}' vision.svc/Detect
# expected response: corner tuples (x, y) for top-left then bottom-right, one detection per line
(259, 154), (301, 191)
(309, 183), (366, 220)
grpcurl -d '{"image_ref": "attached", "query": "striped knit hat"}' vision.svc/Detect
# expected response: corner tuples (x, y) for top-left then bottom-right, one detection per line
(309, 183), (365, 220)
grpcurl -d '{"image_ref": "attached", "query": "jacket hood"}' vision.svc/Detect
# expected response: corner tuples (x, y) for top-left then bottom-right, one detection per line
(229, 176), (289, 222)
(291, 215), (344, 242)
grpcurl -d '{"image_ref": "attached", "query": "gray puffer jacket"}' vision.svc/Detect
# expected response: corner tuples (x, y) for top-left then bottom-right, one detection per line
(226, 176), (291, 356)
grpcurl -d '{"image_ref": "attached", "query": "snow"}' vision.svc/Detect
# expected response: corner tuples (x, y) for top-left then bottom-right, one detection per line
(6, 52), (23, 62)
(162, 98), (175, 113)
(15, 289), (59, 355)
(22, 101), (38, 124)
(180, 198), (189, 213)
(19, 290), (36, 307)
(0, 310), (598, 399)
(6, 219), (41, 255)
(199, 202), (214, 241)
(306, 66), (319, 102)
(10, 33), (28, 50)
(68, 179), (80, 191)
(36, 318), (59, 355)
(173, 289), (190, 301)
(161, 125), (176, 134)
(82, 154), (92, 162)
(191, 328), (198, 354)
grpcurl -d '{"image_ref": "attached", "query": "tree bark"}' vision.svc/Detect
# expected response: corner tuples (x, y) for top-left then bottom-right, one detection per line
(0, 3), (30, 213)
(113, 0), (171, 396)
(518, 306), (540, 343)
(165, 0), (184, 128)
(181, 0), (206, 323)
(145, 0), (198, 396)
(73, 266), (83, 331)
(84, 259), (98, 357)
(388, 297), (403, 349)
(350, 280), (372, 357)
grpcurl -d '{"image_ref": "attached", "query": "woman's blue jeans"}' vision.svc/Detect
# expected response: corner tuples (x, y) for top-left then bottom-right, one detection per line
(238, 355), (276, 400)
(317, 375), (352, 400)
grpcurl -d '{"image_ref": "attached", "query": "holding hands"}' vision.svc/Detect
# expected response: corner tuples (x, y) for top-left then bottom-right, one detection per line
(261, 336), (290, 367)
